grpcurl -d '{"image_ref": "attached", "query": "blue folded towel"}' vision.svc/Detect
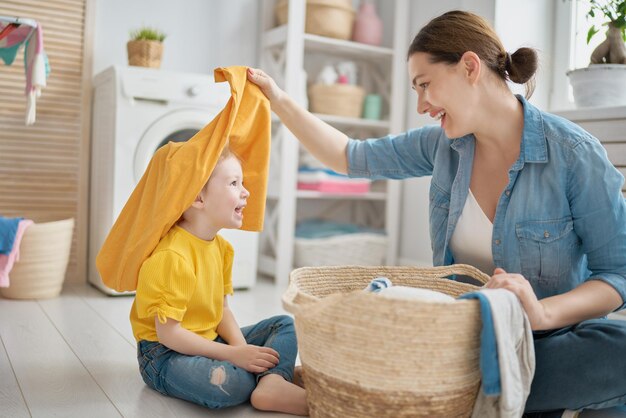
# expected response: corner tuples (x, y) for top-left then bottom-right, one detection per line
(0, 216), (22, 255)
(458, 291), (501, 396)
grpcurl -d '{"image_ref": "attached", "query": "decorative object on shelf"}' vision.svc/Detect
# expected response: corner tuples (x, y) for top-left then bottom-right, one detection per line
(275, 0), (355, 40)
(0, 218), (74, 299)
(566, 0), (626, 107)
(362, 93), (382, 120)
(127, 26), (166, 68)
(308, 83), (366, 117)
(297, 167), (371, 193)
(336, 61), (358, 84)
(0, 15), (50, 125)
(282, 264), (490, 417)
(352, 1), (383, 46)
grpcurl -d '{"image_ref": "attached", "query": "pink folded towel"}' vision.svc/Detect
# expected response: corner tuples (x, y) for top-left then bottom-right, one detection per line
(0, 219), (34, 287)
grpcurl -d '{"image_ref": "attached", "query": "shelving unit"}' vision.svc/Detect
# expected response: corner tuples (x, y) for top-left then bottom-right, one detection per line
(258, 0), (408, 284)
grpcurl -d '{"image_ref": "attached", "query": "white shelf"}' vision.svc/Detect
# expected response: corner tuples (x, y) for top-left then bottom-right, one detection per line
(315, 113), (390, 130)
(552, 106), (626, 121)
(263, 25), (394, 61)
(272, 112), (389, 130)
(296, 190), (387, 200)
(267, 189), (387, 201)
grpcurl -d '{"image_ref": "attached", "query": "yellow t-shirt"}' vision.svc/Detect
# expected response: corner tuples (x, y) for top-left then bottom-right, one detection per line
(130, 225), (234, 342)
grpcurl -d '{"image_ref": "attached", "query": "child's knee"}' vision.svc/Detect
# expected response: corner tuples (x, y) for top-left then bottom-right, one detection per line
(272, 314), (294, 329)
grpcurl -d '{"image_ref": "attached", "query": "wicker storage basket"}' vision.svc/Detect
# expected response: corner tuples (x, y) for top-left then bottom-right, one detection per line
(282, 264), (490, 418)
(294, 233), (386, 267)
(308, 83), (366, 118)
(0, 218), (74, 299)
(275, 0), (355, 40)
(127, 40), (163, 68)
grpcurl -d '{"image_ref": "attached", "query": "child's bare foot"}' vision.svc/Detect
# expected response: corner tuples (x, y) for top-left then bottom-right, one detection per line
(251, 373), (308, 416)
(293, 366), (305, 388)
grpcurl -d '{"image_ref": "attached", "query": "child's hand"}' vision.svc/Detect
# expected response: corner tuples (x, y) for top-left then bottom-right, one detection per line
(229, 344), (280, 373)
(247, 68), (284, 104)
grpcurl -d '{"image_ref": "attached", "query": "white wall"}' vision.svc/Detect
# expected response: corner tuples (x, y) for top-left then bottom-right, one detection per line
(398, 0), (555, 266)
(92, 0), (259, 77)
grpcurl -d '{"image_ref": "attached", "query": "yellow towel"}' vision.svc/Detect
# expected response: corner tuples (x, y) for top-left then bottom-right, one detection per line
(96, 66), (270, 292)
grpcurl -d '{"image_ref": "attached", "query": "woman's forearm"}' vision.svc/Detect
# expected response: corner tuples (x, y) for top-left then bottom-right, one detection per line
(540, 279), (623, 329)
(272, 93), (350, 174)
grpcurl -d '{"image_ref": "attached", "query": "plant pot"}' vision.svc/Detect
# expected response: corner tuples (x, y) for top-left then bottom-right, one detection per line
(567, 64), (626, 108)
(127, 40), (163, 68)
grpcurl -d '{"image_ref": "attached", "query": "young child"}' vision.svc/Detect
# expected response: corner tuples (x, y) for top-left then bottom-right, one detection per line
(129, 147), (308, 415)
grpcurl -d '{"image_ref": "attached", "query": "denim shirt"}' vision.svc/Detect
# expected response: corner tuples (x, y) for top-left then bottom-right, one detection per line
(347, 95), (626, 307)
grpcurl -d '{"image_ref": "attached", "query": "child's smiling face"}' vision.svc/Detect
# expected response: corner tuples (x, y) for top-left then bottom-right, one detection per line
(201, 155), (249, 230)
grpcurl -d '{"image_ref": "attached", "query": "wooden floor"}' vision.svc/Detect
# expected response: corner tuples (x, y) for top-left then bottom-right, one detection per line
(0, 278), (291, 418)
(1, 278), (625, 418)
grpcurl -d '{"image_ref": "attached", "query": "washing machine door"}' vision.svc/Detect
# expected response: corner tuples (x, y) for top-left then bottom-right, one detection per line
(133, 108), (220, 183)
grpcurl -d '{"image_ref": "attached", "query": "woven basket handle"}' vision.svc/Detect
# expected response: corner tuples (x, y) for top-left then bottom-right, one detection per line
(435, 263), (491, 284)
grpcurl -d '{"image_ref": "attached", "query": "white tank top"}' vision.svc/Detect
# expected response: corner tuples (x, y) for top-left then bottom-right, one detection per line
(448, 190), (496, 275)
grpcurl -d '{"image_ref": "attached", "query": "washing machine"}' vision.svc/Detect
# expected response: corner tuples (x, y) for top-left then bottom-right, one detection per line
(89, 65), (258, 294)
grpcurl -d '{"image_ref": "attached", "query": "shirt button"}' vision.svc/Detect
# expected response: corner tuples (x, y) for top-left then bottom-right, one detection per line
(505, 190), (511, 197)
(494, 239), (501, 245)
(544, 231), (550, 238)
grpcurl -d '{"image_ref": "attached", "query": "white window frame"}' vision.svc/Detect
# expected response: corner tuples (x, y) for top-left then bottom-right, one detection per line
(549, 0), (577, 111)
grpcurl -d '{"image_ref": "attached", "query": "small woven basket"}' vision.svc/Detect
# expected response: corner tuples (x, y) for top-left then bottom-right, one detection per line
(0, 218), (74, 300)
(275, 0), (355, 40)
(294, 233), (386, 267)
(308, 83), (366, 118)
(283, 264), (490, 418)
(127, 40), (163, 68)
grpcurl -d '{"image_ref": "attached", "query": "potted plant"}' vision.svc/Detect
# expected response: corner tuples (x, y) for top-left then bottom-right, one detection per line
(567, 0), (626, 107)
(127, 26), (166, 68)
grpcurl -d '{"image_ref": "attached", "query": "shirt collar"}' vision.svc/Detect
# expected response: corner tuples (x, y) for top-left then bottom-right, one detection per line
(450, 94), (547, 168)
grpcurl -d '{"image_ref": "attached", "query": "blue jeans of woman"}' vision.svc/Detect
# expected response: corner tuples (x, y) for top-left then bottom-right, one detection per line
(136, 315), (297, 409)
(525, 318), (626, 413)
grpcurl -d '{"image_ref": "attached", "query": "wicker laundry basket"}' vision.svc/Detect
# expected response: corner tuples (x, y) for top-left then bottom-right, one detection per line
(275, 0), (355, 40)
(308, 83), (366, 118)
(0, 218), (74, 299)
(282, 264), (490, 418)
(294, 233), (386, 267)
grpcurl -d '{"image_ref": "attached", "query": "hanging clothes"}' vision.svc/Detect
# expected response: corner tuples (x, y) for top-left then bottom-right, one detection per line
(0, 16), (50, 125)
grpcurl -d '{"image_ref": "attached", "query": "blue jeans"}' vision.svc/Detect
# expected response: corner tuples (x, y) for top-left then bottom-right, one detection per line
(525, 318), (626, 413)
(136, 315), (297, 409)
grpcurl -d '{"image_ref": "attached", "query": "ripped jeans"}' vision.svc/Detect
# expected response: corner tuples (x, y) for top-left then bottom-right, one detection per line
(136, 315), (297, 409)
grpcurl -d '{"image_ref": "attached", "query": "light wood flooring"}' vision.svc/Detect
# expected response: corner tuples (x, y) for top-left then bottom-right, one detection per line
(1, 278), (625, 418)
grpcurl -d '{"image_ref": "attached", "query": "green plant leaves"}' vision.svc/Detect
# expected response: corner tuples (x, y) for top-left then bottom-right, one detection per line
(129, 27), (166, 42)
(587, 24), (599, 43)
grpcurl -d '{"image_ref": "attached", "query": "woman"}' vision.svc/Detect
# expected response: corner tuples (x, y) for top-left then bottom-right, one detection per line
(248, 9), (626, 417)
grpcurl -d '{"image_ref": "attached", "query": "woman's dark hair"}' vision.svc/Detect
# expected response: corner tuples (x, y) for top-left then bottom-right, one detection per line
(407, 10), (538, 98)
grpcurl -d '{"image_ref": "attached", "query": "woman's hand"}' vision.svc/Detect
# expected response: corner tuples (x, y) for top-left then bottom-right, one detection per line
(247, 68), (284, 103)
(228, 344), (280, 374)
(487, 267), (550, 330)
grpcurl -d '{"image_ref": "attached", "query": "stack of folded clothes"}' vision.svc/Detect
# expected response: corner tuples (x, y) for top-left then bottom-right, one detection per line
(297, 167), (371, 194)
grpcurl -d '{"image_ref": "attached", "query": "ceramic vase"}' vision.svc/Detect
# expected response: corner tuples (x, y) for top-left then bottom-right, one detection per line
(352, 2), (382, 46)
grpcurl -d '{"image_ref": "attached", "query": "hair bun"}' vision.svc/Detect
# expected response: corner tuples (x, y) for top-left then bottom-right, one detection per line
(507, 47), (538, 84)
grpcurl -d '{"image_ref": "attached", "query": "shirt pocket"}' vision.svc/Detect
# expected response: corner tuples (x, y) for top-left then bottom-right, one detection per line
(515, 217), (580, 290)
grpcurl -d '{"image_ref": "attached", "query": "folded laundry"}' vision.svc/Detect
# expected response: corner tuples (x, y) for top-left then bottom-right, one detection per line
(297, 167), (370, 193)
(0, 219), (33, 287)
